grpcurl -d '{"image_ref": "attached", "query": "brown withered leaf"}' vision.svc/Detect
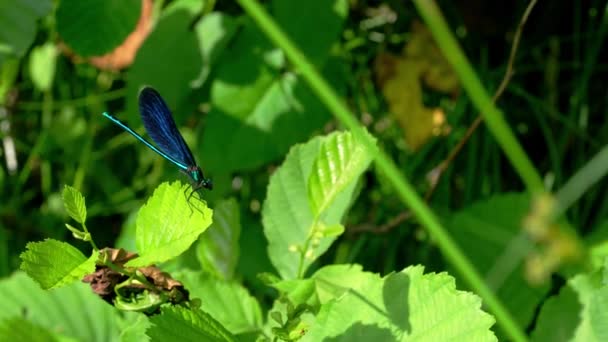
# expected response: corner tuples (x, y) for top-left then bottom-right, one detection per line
(82, 247), (188, 306)
(140, 266), (184, 290)
(83, 267), (123, 297)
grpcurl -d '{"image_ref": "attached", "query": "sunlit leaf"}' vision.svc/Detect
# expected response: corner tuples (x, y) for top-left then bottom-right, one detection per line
(62, 185), (87, 224)
(308, 130), (375, 216)
(0, 272), (135, 341)
(29, 42), (57, 91)
(127, 182), (213, 267)
(147, 306), (235, 342)
(19, 239), (97, 290)
(263, 131), (373, 279)
(302, 265), (497, 341)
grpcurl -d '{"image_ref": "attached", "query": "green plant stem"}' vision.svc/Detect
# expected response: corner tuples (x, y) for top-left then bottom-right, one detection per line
(82, 222), (99, 251)
(236, 0), (527, 341)
(102, 259), (157, 293)
(413, 0), (543, 196)
(554, 144), (608, 218)
(17, 88), (127, 111)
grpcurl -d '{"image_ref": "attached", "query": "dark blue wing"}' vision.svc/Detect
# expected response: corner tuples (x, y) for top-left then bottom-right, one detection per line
(138, 87), (197, 168)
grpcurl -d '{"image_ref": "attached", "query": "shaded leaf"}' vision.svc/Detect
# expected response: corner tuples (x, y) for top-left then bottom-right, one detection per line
(0, 0), (52, 64)
(531, 283), (580, 341)
(56, 0), (141, 57)
(197, 198), (241, 280)
(87, 0), (153, 71)
(201, 20), (347, 174)
(126, 0), (203, 127)
(192, 12), (238, 87)
(179, 271), (263, 334)
(445, 193), (551, 331)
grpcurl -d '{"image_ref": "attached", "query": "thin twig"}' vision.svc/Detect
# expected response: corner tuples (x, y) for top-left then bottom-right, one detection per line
(425, 0), (538, 199)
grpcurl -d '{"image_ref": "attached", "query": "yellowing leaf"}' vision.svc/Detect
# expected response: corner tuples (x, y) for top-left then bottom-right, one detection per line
(375, 21), (457, 150)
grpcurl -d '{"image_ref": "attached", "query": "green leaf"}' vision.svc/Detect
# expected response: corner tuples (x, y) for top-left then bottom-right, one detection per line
(0, 272), (139, 341)
(201, 21), (342, 174)
(272, 0), (348, 66)
(28, 42), (57, 92)
(445, 193), (551, 331)
(62, 185), (87, 224)
(263, 131), (374, 279)
(531, 283), (580, 341)
(19, 239), (97, 290)
(178, 271), (263, 334)
(302, 265), (497, 341)
(567, 271), (608, 341)
(0, 317), (65, 342)
(308, 130), (375, 216)
(147, 306), (235, 342)
(271, 278), (317, 307)
(126, 181), (213, 267)
(192, 12), (238, 87)
(196, 198), (241, 280)
(126, 0), (203, 127)
(56, 0), (141, 57)
(0, 0), (52, 65)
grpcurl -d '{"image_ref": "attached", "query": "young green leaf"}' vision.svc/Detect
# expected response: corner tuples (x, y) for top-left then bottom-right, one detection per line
(308, 130), (375, 216)
(196, 198), (241, 280)
(147, 306), (235, 342)
(302, 265), (497, 341)
(28, 42), (57, 92)
(263, 131), (374, 279)
(19, 239), (97, 290)
(62, 185), (87, 224)
(126, 181), (213, 267)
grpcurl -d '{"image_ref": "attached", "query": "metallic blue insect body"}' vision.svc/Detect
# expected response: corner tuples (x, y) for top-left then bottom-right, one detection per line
(102, 87), (212, 196)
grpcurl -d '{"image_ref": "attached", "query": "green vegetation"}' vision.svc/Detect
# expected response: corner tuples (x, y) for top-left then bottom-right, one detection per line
(1, 0), (607, 341)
